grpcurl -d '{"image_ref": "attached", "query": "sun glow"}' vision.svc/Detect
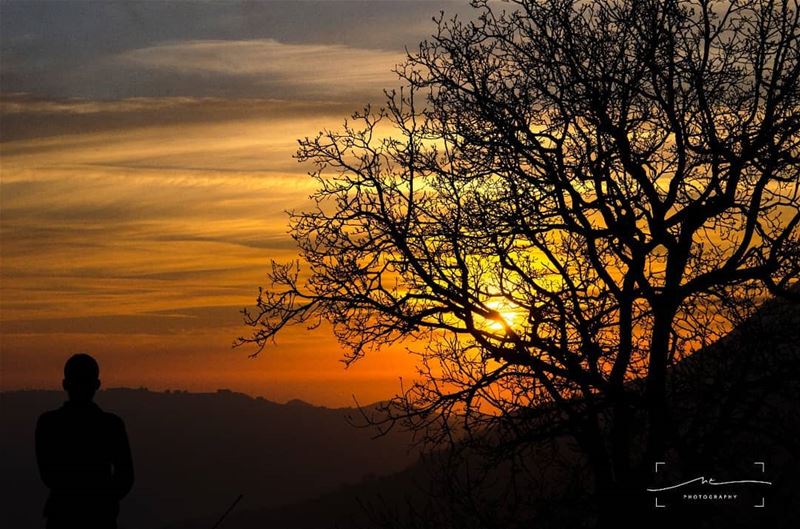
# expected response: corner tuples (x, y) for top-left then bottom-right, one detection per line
(485, 300), (522, 332)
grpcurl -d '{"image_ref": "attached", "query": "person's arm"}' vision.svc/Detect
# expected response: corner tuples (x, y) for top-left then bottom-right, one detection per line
(111, 417), (134, 500)
(35, 414), (58, 490)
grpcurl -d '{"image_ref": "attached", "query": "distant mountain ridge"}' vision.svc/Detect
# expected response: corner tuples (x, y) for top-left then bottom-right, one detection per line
(4, 296), (799, 529)
(169, 294), (800, 529)
(0, 388), (418, 529)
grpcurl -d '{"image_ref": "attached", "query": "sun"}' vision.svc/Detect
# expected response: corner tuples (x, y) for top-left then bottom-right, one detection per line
(485, 301), (520, 332)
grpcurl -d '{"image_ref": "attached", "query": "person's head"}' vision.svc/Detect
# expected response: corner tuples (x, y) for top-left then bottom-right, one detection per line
(63, 353), (100, 403)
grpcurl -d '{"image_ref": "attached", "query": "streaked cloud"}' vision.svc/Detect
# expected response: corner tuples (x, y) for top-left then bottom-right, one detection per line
(121, 39), (405, 98)
(0, 95), (356, 142)
(1, 94), (352, 116)
(0, 96), (419, 404)
(1, 1), (470, 100)
(0, 95), (207, 115)
(0, 0), (453, 404)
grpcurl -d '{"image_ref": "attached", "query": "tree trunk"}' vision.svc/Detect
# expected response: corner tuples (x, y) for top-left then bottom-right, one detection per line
(594, 304), (678, 528)
(595, 396), (652, 529)
(646, 305), (674, 464)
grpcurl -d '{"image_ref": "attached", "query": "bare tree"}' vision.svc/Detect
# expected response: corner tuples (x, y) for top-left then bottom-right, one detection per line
(241, 0), (800, 525)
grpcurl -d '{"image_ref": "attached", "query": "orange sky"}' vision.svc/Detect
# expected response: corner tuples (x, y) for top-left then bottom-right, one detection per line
(0, 97), (422, 405)
(0, 2), (471, 406)
(2, 1), (786, 407)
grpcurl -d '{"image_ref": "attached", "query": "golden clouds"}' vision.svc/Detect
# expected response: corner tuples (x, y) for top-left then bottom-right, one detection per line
(121, 39), (405, 98)
(0, 97), (417, 403)
(1, 100), (327, 318)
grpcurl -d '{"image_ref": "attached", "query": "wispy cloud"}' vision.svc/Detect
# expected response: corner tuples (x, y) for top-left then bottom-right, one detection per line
(0, 94), (353, 116)
(121, 39), (405, 98)
(0, 95), (356, 142)
(0, 110), (329, 322)
(0, 1), (445, 404)
(0, 95), (210, 115)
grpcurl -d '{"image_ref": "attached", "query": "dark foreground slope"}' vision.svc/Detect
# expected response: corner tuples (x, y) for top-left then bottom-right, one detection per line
(4, 297), (798, 529)
(166, 295), (800, 529)
(0, 389), (417, 529)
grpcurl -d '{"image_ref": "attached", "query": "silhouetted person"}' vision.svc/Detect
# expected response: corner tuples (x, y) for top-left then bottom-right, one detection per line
(35, 354), (134, 529)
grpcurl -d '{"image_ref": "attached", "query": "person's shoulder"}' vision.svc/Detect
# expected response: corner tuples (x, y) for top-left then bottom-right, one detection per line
(101, 410), (123, 421)
(100, 410), (127, 428)
(36, 406), (65, 429)
(37, 407), (64, 421)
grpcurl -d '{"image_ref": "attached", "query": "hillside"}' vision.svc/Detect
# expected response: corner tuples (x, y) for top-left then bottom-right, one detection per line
(163, 294), (800, 529)
(0, 389), (418, 529)
(4, 296), (799, 529)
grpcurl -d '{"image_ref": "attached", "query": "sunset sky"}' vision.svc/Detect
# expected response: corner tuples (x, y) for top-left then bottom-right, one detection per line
(0, 0), (471, 406)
